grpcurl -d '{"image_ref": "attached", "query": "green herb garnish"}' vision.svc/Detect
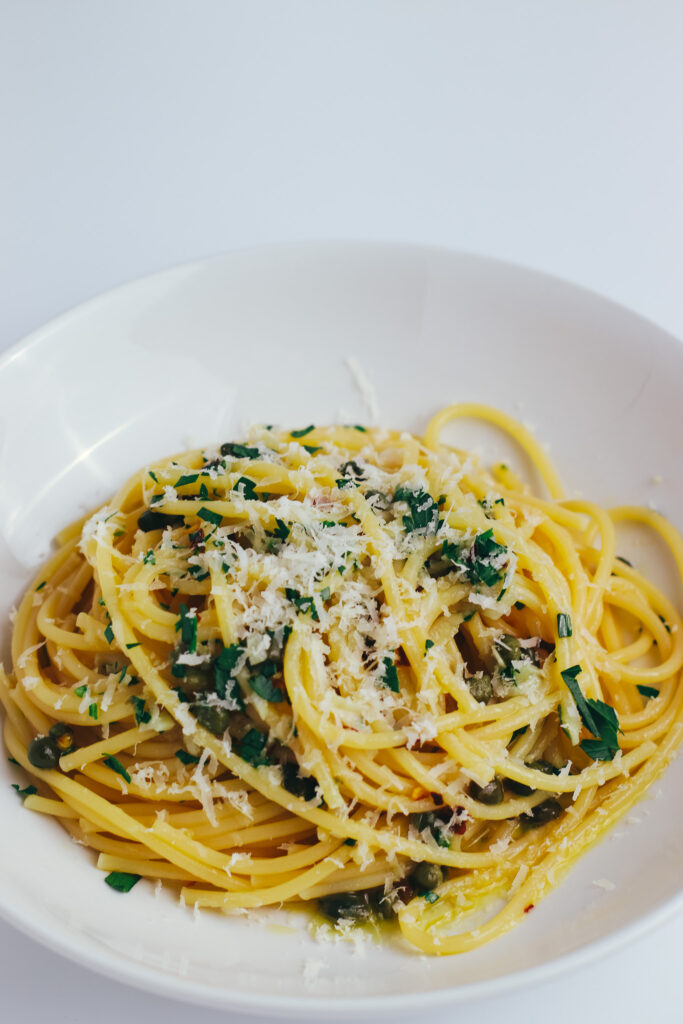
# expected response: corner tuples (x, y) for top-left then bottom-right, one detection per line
(12, 783), (37, 798)
(103, 755), (130, 782)
(220, 442), (260, 459)
(250, 673), (284, 703)
(198, 506), (222, 528)
(177, 604), (198, 653)
(557, 613), (572, 638)
(381, 657), (400, 693)
(175, 749), (200, 765)
(232, 477), (258, 501)
(393, 486), (439, 534)
(561, 666), (621, 760)
(105, 871), (141, 893)
(238, 729), (271, 767)
(129, 695), (151, 725)
(285, 588), (319, 621)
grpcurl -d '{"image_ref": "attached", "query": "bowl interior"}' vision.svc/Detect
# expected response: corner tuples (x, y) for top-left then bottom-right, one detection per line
(1, 243), (682, 1015)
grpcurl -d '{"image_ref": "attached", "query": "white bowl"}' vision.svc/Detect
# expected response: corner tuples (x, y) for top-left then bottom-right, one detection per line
(1, 242), (682, 1017)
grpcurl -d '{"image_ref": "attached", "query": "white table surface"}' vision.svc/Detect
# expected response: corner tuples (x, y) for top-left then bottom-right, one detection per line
(2, 2), (683, 1021)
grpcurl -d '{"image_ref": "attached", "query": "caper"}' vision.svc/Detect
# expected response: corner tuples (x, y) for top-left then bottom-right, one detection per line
(495, 634), (523, 664)
(191, 703), (230, 736)
(227, 711), (253, 742)
(507, 759), (559, 796)
(425, 553), (453, 579)
(411, 861), (445, 891)
(27, 735), (60, 770)
(521, 798), (563, 828)
(318, 891), (372, 923)
(468, 777), (504, 804)
(506, 778), (533, 797)
(468, 673), (493, 704)
(49, 723), (75, 755)
(184, 666), (213, 693)
(137, 509), (185, 532)
(281, 763), (319, 802)
(369, 885), (401, 920)
(411, 811), (439, 832)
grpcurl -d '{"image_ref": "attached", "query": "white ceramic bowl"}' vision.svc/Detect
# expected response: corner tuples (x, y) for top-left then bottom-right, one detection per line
(1, 243), (682, 1018)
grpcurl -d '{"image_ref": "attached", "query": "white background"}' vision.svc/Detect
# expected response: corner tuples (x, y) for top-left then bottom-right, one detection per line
(2, 2), (683, 1021)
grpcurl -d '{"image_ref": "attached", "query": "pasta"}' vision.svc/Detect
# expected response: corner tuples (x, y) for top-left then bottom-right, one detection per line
(2, 403), (682, 955)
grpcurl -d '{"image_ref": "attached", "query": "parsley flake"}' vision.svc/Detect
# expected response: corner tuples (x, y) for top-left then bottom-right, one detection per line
(381, 657), (400, 693)
(105, 871), (141, 893)
(557, 613), (572, 638)
(238, 729), (271, 767)
(561, 666), (621, 760)
(175, 749), (201, 765)
(12, 783), (37, 798)
(103, 755), (131, 782)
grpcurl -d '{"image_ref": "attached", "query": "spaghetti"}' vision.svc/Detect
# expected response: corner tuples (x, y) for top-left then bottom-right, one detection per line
(2, 404), (682, 955)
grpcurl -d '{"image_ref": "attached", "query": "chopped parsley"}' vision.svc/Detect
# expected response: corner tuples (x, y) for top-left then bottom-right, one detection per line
(285, 588), (319, 621)
(198, 506), (222, 528)
(103, 755), (131, 783)
(74, 685), (87, 698)
(269, 518), (290, 542)
(105, 871), (141, 893)
(250, 672), (284, 703)
(237, 729), (271, 767)
(129, 695), (151, 725)
(561, 665), (621, 760)
(175, 749), (200, 765)
(214, 645), (244, 707)
(177, 604), (198, 653)
(104, 623), (114, 645)
(232, 476), (258, 501)
(12, 783), (37, 798)
(88, 703), (99, 720)
(425, 639), (435, 653)
(290, 425), (315, 438)
(174, 473), (199, 487)
(421, 891), (439, 904)
(557, 613), (572, 638)
(142, 549), (155, 565)
(441, 530), (508, 588)
(381, 657), (400, 693)
(35, 581), (46, 591)
(637, 685), (660, 700)
(393, 486), (439, 534)
(220, 442), (260, 459)
(303, 444), (322, 454)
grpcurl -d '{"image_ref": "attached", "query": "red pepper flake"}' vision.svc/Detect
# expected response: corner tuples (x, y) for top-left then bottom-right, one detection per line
(450, 806), (468, 835)
(523, 903), (534, 914)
